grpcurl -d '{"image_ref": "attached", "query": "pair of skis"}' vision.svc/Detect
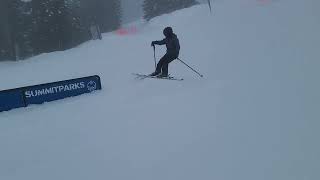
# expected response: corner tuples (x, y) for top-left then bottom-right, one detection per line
(132, 73), (184, 81)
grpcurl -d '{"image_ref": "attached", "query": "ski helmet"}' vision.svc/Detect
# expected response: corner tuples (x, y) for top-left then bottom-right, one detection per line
(163, 27), (173, 37)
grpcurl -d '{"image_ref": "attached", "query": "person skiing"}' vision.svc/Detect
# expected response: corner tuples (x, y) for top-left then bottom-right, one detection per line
(150, 27), (180, 77)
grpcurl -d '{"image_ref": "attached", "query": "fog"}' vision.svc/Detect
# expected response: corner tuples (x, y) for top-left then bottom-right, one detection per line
(121, 0), (207, 24)
(121, 0), (144, 23)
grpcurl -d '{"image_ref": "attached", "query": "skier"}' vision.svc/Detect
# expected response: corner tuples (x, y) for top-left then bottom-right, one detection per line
(150, 27), (180, 77)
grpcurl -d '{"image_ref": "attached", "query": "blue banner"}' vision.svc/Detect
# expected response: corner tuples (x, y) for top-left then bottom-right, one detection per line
(0, 75), (102, 112)
(0, 88), (26, 112)
(24, 75), (102, 105)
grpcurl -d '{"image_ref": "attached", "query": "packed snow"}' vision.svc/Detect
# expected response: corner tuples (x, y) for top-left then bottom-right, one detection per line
(0, 0), (319, 180)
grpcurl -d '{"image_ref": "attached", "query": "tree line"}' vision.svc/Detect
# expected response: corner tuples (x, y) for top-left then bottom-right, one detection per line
(143, 0), (198, 21)
(0, 0), (121, 61)
(0, 0), (198, 61)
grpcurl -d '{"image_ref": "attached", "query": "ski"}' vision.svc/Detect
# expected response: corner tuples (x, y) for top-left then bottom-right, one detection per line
(132, 73), (184, 81)
(145, 75), (184, 81)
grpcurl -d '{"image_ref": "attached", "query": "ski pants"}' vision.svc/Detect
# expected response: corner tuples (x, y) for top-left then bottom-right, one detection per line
(155, 53), (178, 75)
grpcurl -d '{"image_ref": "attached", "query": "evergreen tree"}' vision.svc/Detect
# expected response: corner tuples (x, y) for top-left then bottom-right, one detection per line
(63, 0), (88, 48)
(143, 0), (198, 21)
(101, 0), (122, 32)
(81, 0), (121, 33)
(31, 0), (67, 53)
(0, 0), (13, 61)
(9, 0), (34, 60)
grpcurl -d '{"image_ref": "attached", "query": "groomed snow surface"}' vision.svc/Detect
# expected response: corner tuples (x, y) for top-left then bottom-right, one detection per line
(0, 0), (319, 180)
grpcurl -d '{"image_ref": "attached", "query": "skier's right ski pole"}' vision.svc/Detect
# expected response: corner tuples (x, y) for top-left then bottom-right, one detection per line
(153, 45), (157, 70)
(177, 58), (204, 78)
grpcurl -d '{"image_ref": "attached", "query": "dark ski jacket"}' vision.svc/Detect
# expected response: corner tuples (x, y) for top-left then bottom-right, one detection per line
(153, 34), (180, 57)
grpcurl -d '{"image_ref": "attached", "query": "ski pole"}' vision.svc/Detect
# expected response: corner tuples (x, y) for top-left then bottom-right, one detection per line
(208, 0), (212, 14)
(177, 58), (204, 77)
(153, 45), (157, 70)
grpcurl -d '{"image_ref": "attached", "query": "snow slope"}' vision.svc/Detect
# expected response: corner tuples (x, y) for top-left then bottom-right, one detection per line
(0, 1), (319, 180)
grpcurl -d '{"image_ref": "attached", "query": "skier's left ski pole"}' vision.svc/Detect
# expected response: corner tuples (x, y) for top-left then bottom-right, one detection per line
(153, 45), (157, 70)
(177, 58), (204, 78)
